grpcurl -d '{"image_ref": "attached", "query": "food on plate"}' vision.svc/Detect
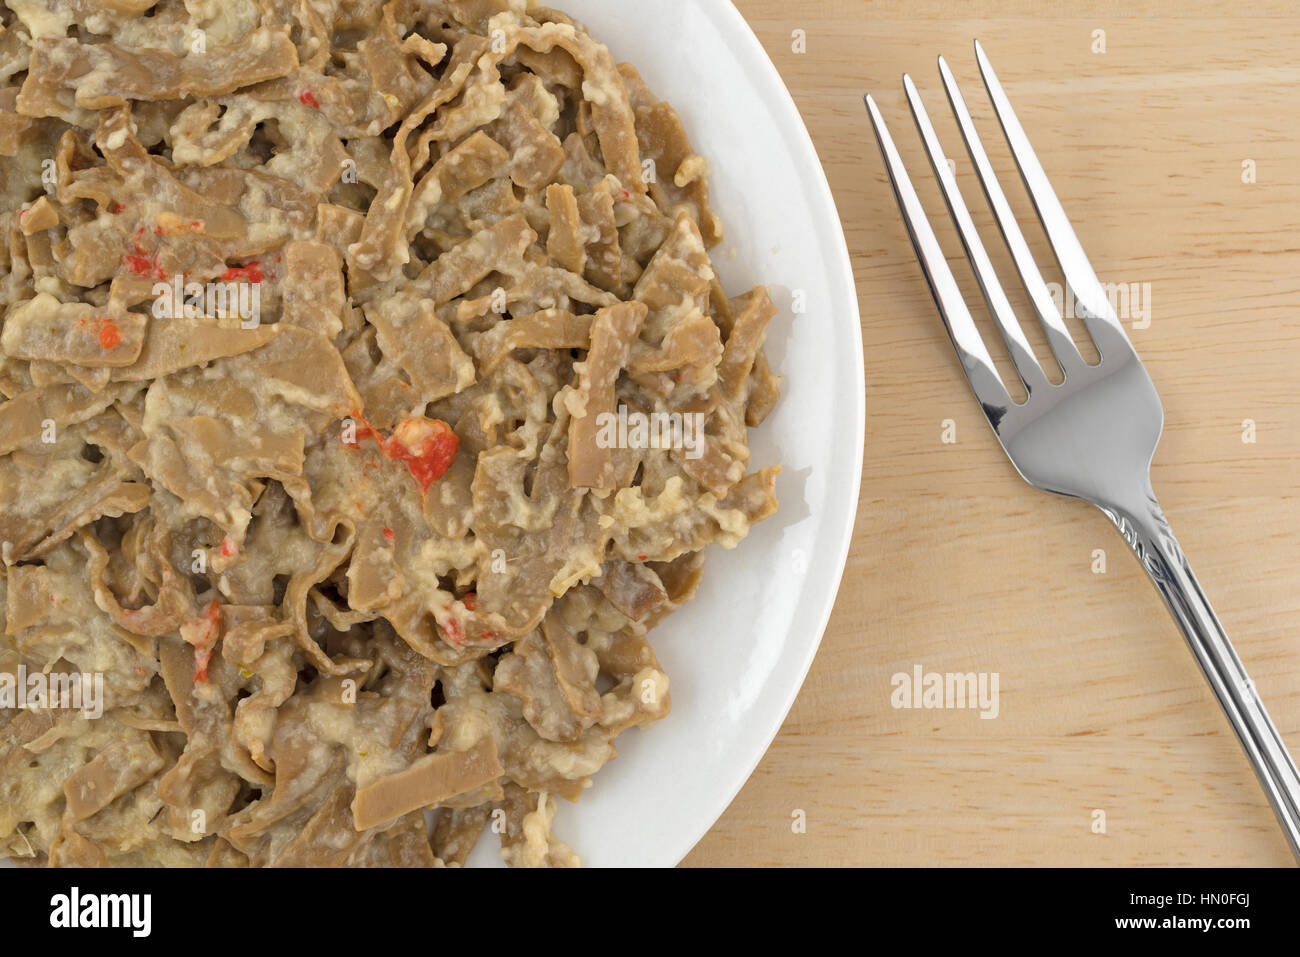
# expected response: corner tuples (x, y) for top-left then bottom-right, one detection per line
(0, 0), (782, 866)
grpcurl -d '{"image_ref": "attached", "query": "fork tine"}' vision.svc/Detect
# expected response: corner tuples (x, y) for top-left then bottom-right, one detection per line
(937, 55), (1086, 373)
(864, 93), (1013, 414)
(902, 73), (1047, 395)
(973, 40), (1131, 358)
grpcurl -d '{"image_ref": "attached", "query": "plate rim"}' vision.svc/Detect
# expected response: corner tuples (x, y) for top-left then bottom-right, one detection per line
(657, 0), (866, 867)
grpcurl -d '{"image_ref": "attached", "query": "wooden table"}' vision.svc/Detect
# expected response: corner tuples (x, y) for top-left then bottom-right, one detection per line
(685, 0), (1300, 866)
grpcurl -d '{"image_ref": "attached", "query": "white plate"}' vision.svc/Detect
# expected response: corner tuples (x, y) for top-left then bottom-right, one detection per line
(0, 0), (864, 871)
(467, 0), (865, 867)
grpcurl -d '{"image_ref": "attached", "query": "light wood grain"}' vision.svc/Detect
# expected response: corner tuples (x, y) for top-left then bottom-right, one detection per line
(684, 0), (1300, 866)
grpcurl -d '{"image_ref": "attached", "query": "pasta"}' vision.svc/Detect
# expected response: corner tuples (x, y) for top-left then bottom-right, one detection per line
(0, 0), (782, 867)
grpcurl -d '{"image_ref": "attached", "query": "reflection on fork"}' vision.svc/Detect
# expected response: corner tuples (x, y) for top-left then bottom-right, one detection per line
(864, 41), (1300, 862)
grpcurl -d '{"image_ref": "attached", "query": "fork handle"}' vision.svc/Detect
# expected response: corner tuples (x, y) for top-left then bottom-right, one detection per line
(1106, 493), (1300, 861)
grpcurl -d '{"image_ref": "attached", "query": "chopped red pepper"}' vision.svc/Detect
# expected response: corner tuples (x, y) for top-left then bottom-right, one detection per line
(382, 527), (395, 541)
(348, 412), (459, 495)
(190, 600), (222, 683)
(220, 537), (236, 558)
(443, 616), (465, 646)
(299, 90), (320, 109)
(220, 261), (264, 283)
(462, 592), (477, 611)
(123, 252), (167, 279)
(97, 319), (122, 349)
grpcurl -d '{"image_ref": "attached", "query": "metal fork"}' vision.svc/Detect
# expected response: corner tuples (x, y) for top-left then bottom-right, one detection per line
(864, 40), (1300, 860)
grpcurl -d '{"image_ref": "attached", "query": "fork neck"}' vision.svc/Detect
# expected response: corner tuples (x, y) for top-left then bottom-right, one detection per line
(1095, 480), (1164, 557)
(1098, 490), (1300, 859)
